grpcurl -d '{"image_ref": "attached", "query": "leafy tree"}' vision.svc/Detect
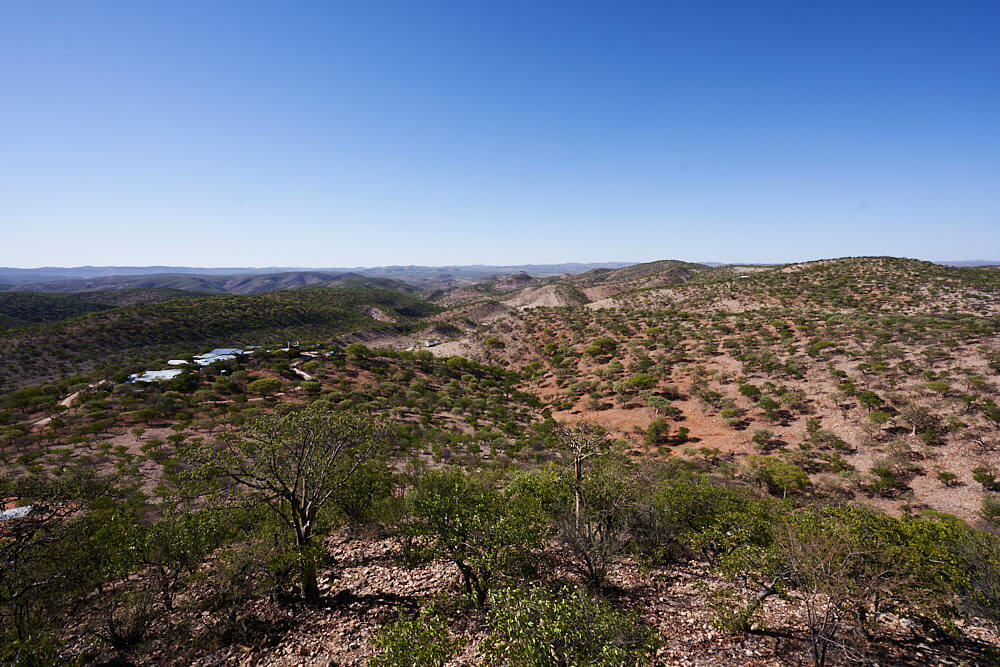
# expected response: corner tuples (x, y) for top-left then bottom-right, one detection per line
(868, 410), (891, 428)
(752, 429), (775, 452)
(0, 468), (125, 646)
(745, 456), (809, 498)
(139, 501), (256, 610)
(561, 460), (638, 586)
(956, 528), (1000, 623)
(406, 469), (547, 606)
(774, 514), (878, 666)
(191, 406), (388, 602)
(584, 337), (617, 358)
(899, 403), (939, 436)
(625, 373), (657, 391)
(645, 418), (671, 445)
(858, 390), (883, 413)
(246, 377), (282, 397)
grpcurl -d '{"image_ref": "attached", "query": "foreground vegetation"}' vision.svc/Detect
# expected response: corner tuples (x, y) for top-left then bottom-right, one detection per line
(2, 381), (999, 664)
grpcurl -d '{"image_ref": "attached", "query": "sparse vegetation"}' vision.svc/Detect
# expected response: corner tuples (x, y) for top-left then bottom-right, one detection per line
(3, 256), (1000, 664)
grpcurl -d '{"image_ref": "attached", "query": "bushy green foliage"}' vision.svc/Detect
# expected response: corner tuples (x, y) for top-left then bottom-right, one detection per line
(705, 500), (975, 645)
(246, 377), (281, 396)
(644, 418), (671, 445)
(745, 456), (810, 497)
(973, 466), (999, 491)
(584, 336), (617, 358)
(483, 584), (658, 666)
(0, 292), (112, 329)
(189, 406), (389, 602)
(406, 468), (549, 606)
(368, 605), (462, 667)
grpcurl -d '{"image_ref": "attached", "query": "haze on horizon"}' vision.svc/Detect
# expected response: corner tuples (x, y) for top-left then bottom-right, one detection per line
(2, 1), (998, 268)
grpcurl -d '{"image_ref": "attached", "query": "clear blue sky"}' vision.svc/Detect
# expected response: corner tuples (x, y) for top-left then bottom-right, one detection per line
(2, 1), (998, 267)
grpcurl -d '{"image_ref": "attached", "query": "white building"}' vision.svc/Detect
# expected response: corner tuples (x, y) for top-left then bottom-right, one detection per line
(130, 369), (184, 383)
(0, 506), (32, 521)
(193, 348), (249, 366)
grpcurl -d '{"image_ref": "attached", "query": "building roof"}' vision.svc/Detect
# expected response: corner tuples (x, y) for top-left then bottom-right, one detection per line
(196, 348), (245, 358)
(0, 506), (32, 521)
(130, 369), (183, 383)
(194, 354), (237, 366)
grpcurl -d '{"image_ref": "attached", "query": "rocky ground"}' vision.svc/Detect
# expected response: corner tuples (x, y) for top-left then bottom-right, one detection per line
(66, 530), (999, 666)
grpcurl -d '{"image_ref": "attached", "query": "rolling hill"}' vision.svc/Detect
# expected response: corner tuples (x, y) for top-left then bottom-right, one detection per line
(3, 257), (1000, 666)
(0, 287), (439, 388)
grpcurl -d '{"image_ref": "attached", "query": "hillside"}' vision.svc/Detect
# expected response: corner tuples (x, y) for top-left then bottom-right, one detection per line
(411, 257), (1000, 524)
(426, 260), (709, 309)
(0, 293), (111, 329)
(0, 289), (202, 330)
(0, 287), (439, 388)
(568, 259), (709, 299)
(2, 257), (1000, 666)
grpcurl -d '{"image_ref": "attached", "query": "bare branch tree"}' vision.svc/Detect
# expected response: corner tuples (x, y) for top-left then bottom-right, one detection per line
(557, 422), (610, 530)
(193, 406), (388, 602)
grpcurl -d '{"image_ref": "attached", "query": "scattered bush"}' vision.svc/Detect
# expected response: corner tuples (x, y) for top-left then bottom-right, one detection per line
(483, 585), (658, 666)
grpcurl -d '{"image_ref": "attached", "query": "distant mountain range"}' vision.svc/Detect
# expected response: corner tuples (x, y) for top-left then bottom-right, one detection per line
(3, 271), (418, 296)
(0, 263), (635, 292)
(939, 260), (1000, 268)
(2, 260), (996, 294)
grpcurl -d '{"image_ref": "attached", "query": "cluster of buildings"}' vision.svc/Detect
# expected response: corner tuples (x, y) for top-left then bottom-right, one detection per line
(129, 347), (257, 384)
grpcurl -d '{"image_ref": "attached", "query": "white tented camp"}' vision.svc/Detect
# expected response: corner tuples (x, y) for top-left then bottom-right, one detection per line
(129, 369), (184, 383)
(0, 506), (32, 521)
(193, 348), (249, 366)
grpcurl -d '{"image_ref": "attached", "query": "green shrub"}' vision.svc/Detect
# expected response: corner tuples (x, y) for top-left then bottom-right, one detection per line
(869, 465), (906, 497)
(584, 337), (617, 358)
(744, 456), (809, 498)
(406, 469), (548, 606)
(644, 418), (671, 445)
(983, 496), (1000, 527)
(626, 373), (657, 391)
(483, 585), (658, 666)
(0, 631), (67, 667)
(973, 466), (998, 491)
(368, 605), (461, 667)
(246, 378), (281, 397)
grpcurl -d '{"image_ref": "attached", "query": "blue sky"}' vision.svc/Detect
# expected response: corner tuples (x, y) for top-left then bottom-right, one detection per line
(2, 1), (998, 267)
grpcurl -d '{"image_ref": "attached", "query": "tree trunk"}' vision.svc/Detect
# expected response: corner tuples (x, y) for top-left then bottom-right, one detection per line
(574, 455), (583, 531)
(301, 556), (320, 603)
(296, 524), (320, 604)
(456, 561), (486, 607)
